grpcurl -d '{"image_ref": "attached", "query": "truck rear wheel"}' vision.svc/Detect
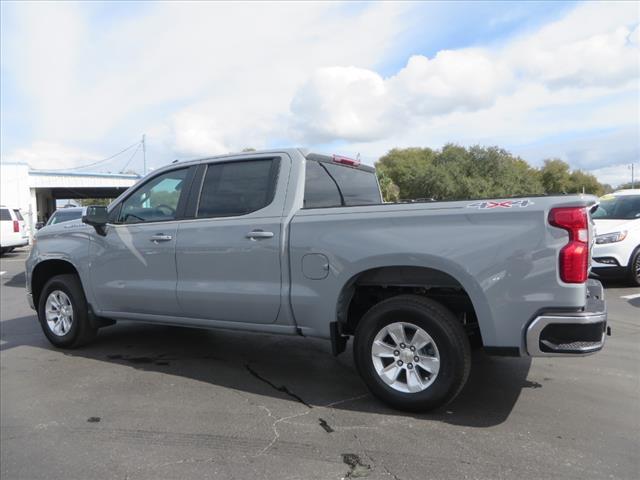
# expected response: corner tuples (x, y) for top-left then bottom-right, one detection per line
(37, 274), (97, 348)
(354, 295), (471, 412)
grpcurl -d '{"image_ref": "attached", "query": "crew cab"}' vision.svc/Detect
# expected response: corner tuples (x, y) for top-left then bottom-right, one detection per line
(25, 149), (608, 411)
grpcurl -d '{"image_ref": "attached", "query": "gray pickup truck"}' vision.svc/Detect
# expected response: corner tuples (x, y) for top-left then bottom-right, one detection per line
(26, 148), (608, 411)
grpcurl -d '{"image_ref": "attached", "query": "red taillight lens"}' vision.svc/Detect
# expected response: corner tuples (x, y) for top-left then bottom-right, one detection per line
(13, 220), (19, 233)
(332, 154), (360, 167)
(548, 207), (589, 283)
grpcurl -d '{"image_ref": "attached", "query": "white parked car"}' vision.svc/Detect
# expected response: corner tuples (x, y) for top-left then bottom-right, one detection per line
(0, 206), (29, 255)
(591, 189), (640, 286)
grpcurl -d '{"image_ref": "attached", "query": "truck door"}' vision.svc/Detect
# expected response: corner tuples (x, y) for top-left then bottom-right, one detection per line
(175, 156), (287, 324)
(89, 167), (193, 317)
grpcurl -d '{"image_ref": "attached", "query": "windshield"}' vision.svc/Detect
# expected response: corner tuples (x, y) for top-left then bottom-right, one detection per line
(48, 209), (83, 225)
(592, 195), (640, 220)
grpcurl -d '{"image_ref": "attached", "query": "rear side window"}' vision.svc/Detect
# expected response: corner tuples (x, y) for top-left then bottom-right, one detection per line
(197, 159), (279, 218)
(303, 160), (382, 208)
(304, 160), (342, 208)
(0, 209), (11, 221)
(323, 163), (382, 206)
(13, 210), (23, 221)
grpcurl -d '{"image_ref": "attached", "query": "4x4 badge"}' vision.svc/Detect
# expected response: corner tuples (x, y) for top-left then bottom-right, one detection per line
(467, 199), (534, 209)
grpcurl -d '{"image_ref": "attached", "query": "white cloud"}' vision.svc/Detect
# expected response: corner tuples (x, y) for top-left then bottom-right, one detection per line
(1, 0), (638, 176)
(2, 1), (410, 164)
(291, 1), (639, 147)
(290, 67), (390, 143)
(3, 142), (100, 170)
(589, 163), (639, 188)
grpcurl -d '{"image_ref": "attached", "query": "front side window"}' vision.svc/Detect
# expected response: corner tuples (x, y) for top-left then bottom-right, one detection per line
(118, 168), (188, 224)
(197, 159), (278, 218)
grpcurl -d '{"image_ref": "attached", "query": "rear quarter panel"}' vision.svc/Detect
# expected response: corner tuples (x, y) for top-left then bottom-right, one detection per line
(289, 196), (597, 351)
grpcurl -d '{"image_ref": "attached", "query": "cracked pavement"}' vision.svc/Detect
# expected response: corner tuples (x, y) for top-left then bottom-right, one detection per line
(2, 248), (639, 479)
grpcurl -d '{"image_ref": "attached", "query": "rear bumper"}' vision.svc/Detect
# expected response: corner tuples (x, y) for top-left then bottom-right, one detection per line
(526, 280), (608, 357)
(1, 238), (29, 248)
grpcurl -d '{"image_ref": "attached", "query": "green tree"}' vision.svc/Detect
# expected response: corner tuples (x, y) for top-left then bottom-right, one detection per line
(376, 144), (544, 200)
(376, 169), (400, 202)
(567, 170), (606, 196)
(78, 198), (112, 206)
(539, 159), (572, 194)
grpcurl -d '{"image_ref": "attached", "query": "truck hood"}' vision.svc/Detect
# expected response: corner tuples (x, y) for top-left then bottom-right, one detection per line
(593, 218), (638, 235)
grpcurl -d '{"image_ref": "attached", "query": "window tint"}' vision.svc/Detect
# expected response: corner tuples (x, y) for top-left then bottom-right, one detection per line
(323, 163), (382, 206)
(119, 168), (187, 224)
(197, 159), (278, 218)
(322, 162), (382, 207)
(49, 210), (82, 225)
(303, 160), (342, 208)
(13, 210), (23, 221)
(1, 209), (12, 221)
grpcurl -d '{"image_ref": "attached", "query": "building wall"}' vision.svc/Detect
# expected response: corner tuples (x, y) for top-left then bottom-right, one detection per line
(1, 162), (139, 240)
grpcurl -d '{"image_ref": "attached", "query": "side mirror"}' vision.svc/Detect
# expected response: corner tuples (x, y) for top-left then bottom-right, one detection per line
(82, 205), (109, 235)
(35, 222), (45, 230)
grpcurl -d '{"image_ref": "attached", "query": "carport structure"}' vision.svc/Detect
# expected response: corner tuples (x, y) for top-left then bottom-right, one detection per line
(0, 162), (140, 238)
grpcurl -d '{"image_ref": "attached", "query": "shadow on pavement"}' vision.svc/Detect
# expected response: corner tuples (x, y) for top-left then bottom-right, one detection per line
(1, 311), (531, 428)
(3, 271), (26, 288)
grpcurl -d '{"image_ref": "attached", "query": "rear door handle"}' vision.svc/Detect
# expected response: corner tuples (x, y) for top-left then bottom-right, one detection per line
(150, 234), (173, 243)
(246, 230), (274, 239)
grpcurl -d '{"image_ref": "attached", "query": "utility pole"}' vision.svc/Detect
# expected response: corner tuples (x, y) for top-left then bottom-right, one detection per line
(142, 134), (147, 175)
(631, 163), (635, 189)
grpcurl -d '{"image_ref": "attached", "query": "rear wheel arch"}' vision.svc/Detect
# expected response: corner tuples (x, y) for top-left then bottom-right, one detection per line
(335, 265), (488, 344)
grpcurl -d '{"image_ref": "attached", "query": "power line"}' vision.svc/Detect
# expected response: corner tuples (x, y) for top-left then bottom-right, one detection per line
(120, 142), (142, 173)
(34, 141), (141, 172)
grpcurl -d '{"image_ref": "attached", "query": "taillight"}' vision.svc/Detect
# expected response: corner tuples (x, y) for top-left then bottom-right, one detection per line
(13, 220), (19, 233)
(548, 207), (589, 283)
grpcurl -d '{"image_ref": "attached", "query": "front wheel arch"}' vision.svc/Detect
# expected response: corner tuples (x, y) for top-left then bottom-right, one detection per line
(32, 259), (80, 307)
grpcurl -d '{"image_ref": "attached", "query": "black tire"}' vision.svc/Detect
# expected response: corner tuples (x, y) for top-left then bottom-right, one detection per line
(354, 294), (471, 412)
(37, 274), (97, 348)
(629, 248), (640, 287)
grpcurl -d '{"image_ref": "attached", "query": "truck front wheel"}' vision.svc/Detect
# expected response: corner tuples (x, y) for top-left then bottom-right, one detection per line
(37, 274), (97, 348)
(354, 295), (471, 412)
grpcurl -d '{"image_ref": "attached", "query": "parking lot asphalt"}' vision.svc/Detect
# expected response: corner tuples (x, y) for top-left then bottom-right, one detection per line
(1, 247), (639, 480)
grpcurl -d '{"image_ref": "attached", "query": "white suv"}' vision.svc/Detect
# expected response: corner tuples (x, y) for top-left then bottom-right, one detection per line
(591, 189), (640, 286)
(0, 206), (30, 255)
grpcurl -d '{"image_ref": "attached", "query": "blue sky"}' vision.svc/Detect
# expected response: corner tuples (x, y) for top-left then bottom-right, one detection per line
(1, 1), (638, 186)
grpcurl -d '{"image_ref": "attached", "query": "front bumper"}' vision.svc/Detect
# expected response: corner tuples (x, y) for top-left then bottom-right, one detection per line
(526, 280), (608, 357)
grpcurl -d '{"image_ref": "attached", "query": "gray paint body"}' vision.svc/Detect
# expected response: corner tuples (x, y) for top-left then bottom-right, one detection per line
(26, 148), (599, 354)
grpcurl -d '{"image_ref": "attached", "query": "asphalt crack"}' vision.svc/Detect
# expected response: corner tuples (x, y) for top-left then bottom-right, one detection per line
(245, 364), (311, 408)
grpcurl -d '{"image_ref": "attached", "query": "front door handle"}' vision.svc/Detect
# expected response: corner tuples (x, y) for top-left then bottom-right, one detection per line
(150, 234), (173, 243)
(246, 230), (274, 240)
